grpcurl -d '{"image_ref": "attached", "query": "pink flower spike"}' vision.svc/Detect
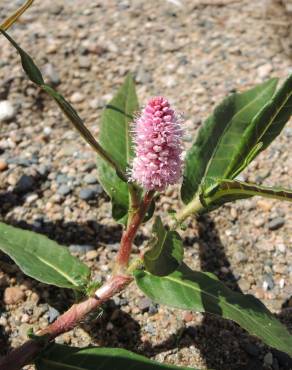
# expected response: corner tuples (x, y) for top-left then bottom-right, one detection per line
(131, 96), (183, 191)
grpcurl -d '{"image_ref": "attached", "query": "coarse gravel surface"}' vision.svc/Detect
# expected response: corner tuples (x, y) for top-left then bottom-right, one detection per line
(0, 0), (292, 369)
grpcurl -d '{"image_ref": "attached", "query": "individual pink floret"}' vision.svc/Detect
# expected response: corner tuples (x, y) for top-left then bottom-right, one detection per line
(131, 96), (183, 191)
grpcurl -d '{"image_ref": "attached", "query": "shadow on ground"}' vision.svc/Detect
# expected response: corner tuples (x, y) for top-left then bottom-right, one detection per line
(0, 213), (291, 369)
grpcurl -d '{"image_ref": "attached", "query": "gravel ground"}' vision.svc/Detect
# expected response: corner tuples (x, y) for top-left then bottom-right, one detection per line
(0, 0), (292, 369)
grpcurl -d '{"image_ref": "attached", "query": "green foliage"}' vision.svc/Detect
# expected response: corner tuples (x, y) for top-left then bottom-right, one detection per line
(134, 264), (292, 356)
(181, 76), (292, 213)
(181, 78), (278, 204)
(203, 179), (292, 210)
(97, 74), (138, 224)
(35, 344), (198, 370)
(0, 223), (90, 290)
(144, 216), (183, 276)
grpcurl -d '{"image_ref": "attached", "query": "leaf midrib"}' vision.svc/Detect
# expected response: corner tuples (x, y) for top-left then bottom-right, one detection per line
(2, 240), (79, 287)
(144, 271), (290, 351)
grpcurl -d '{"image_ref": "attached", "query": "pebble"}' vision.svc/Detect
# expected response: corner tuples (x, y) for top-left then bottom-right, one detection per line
(70, 92), (85, 103)
(25, 193), (39, 204)
(85, 250), (98, 260)
(4, 287), (25, 305)
(15, 175), (35, 194)
(42, 63), (61, 85)
(264, 352), (273, 366)
(268, 217), (285, 230)
(48, 306), (60, 323)
(84, 174), (98, 184)
(0, 159), (8, 171)
(233, 251), (248, 263)
(69, 244), (95, 254)
(138, 297), (152, 313)
(79, 186), (101, 200)
(257, 63), (273, 78)
(57, 184), (72, 196)
(262, 275), (274, 291)
(0, 100), (16, 122)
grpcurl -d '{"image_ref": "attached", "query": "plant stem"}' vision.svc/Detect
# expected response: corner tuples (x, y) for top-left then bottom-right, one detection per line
(171, 194), (204, 230)
(115, 190), (155, 271)
(0, 275), (132, 370)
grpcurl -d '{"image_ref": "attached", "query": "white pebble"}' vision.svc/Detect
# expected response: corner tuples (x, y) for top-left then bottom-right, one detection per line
(0, 100), (16, 122)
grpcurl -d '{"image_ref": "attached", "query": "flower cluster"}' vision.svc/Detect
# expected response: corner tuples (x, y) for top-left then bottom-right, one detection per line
(131, 96), (183, 191)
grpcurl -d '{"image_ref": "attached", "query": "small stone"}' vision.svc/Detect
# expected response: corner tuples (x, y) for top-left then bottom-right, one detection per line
(136, 66), (152, 84)
(84, 174), (98, 184)
(85, 250), (98, 260)
(254, 217), (265, 228)
(4, 287), (25, 305)
(78, 56), (91, 69)
(257, 199), (272, 211)
(241, 342), (260, 357)
(264, 352), (273, 366)
(21, 313), (30, 323)
(0, 100), (16, 122)
(268, 217), (285, 230)
(0, 159), (8, 171)
(106, 322), (114, 331)
(277, 244), (286, 253)
(89, 98), (103, 109)
(42, 63), (60, 85)
(57, 185), (72, 196)
(234, 251), (248, 263)
(138, 297), (152, 313)
(70, 92), (85, 103)
(15, 175), (35, 194)
(69, 244), (95, 254)
(183, 312), (194, 322)
(149, 304), (158, 315)
(262, 275), (274, 291)
(279, 278), (285, 289)
(79, 186), (101, 201)
(48, 306), (60, 323)
(257, 63), (273, 78)
(25, 193), (39, 204)
(43, 127), (52, 136)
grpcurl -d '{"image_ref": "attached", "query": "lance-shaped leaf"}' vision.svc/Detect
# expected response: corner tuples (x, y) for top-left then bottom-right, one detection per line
(96, 74), (139, 224)
(229, 74), (292, 178)
(134, 264), (292, 357)
(181, 78), (278, 204)
(0, 222), (90, 290)
(203, 179), (292, 211)
(35, 344), (198, 370)
(0, 29), (44, 85)
(144, 216), (183, 276)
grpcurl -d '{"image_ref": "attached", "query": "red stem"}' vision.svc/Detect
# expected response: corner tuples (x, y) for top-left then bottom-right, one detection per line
(0, 275), (132, 370)
(116, 190), (154, 269)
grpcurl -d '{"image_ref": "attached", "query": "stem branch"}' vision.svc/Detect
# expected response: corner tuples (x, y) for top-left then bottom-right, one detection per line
(0, 275), (132, 370)
(116, 190), (155, 270)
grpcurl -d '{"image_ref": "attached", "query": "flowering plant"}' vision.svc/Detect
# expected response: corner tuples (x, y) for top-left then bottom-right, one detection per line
(0, 2), (292, 370)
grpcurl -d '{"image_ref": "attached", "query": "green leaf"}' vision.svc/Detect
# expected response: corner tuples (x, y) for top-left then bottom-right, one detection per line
(203, 179), (292, 210)
(134, 264), (292, 357)
(144, 216), (183, 276)
(229, 74), (292, 178)
(0, 222), (90, 290)
(0, 28), (44, 85)
(181, 78), (278, 204)
(96, 74), (139, 224)
(35, 344), (198, 370)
